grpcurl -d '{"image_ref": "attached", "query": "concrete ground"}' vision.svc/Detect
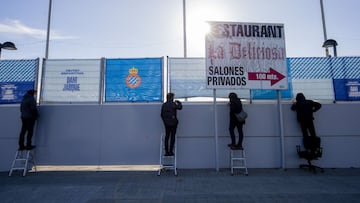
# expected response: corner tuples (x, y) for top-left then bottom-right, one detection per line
(1, 168), (360, 203)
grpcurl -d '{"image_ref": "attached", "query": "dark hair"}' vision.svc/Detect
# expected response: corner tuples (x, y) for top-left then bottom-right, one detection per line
(27, 89), (37, 95)
(228, 92), (238, 99)
(295, 93), (306, 101)
(166, 93), (174, 101)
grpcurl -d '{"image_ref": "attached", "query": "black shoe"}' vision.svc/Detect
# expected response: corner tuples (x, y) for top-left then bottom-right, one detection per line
(169, 152), (174, 156)
(236, 144), (243, 149)
(231, 145), (243, 150)
(165, 152), (171, 156)
(26, 145), (36, 150)
(228, 144), (236, 148)
(18, 146), (26, 151)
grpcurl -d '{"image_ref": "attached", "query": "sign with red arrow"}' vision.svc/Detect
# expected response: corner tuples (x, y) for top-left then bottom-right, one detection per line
(248, 68), (285, 86)
(206, 21), (288, 90)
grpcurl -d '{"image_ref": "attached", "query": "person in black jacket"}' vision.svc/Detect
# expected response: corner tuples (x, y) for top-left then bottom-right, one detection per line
(18, 89), (39, 150)
(291, 93), (321, 138)
(161, 93), (182, 156)
(228, 92), (245, 150)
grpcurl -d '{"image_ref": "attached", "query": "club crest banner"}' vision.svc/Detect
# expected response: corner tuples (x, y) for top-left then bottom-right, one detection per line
(105, 58), (162, 102)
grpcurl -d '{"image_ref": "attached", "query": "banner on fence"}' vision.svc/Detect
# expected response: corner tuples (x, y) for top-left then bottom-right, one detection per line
(334, 79), (360, 101)
(105, 58), (162, 102)
(0, 59), (38, 104)
(41, 59), (101, 103)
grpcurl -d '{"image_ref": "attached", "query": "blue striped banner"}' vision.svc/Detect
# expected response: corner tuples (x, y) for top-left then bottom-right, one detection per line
(0, 59), (38, 104)
(289, 57), (360, 79)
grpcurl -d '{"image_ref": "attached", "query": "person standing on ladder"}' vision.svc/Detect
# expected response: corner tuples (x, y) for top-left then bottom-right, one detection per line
(161, 93), (182, 156)
(18, 89), (39, 150)
(228, 92), (245, 150)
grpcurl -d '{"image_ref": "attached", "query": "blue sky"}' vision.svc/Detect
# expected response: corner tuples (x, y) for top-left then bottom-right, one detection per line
(1, 0), (360, 59)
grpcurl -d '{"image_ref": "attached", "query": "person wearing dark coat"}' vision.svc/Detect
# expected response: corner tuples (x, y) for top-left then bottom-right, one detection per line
(291, 93), (321, 138)
(161, 93), (182, 156)
(18, 89), (39, 150)
(228, 92), (245, 150)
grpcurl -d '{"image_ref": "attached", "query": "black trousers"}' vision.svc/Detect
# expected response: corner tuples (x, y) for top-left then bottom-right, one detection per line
(300, 120), (317, 138)
(19, 118), (36, 148)
(164, 125), (177, 153)
(229, 121), (244, 146)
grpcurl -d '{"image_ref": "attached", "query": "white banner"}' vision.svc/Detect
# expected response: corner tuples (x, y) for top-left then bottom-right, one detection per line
(41, 59), (101, 103)
(206, 22), (288, 90)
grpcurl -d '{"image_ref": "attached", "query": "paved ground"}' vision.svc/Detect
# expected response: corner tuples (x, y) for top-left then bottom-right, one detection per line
(1, 168), (360, 203)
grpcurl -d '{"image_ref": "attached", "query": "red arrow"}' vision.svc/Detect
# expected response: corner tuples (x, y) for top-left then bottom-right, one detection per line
(248, 68), (285, 86)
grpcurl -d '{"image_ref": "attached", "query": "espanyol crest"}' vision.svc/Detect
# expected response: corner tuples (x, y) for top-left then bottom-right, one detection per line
(126, 67), (141, 88)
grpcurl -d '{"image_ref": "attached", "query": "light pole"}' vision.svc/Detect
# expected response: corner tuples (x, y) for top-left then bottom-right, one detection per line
(323, 39), (338, 57)
(182, 0), (187, 58)
(0, 41), (17, 59)
(320, 0), (329, 57)
(45, 0), (52, 59)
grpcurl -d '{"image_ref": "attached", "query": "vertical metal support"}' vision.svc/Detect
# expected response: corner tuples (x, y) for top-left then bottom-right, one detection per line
(249, 89), (253, 104)
(34, 58), (40, 104)
(39, 58), (47, 104)
(162, 56), (165, 100)
(166, 56), (169, 96)
(213, 89), (219, 171)
(277, 90), (285, 169)
(99, 57), (106, 104)
(97, 58), (106, 169)
(327, 57), (336, 102)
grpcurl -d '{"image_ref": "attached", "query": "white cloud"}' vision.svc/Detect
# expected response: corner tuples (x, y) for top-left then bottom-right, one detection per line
(0, 19), (76, 40)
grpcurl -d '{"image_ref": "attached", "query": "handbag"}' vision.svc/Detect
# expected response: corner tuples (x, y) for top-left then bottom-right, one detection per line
(235, 109), (247, 122)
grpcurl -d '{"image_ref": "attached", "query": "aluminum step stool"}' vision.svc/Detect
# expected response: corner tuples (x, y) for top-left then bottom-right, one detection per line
(230, 148), (248, 175)
(158, 134), (177, 176)
(9, 149), (36, 177)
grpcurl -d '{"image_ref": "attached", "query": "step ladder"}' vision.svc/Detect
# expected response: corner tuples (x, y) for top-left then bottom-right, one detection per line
(158, 134), (177, 176)
(9, 149), (36, 177)
(230, 148), (248, 175)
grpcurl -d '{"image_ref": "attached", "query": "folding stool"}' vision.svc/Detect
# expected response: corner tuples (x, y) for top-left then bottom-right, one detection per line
(158, 134), (177, 176)
(9, 149), (36, 177)
(230, 148), (248, 175)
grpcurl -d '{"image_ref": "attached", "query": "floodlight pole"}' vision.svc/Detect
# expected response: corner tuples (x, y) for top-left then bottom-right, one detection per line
(320, 0), (329, 57)
(45, 0), (52, 59)
(183, 0), (187, 58)
(182, 0), (188, 103)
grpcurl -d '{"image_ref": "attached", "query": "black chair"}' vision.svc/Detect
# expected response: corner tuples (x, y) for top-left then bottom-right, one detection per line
(296, 136), (324, 173)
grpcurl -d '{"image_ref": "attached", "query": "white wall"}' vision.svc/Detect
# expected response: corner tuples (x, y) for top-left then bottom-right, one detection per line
(1, 102), (359, 171)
